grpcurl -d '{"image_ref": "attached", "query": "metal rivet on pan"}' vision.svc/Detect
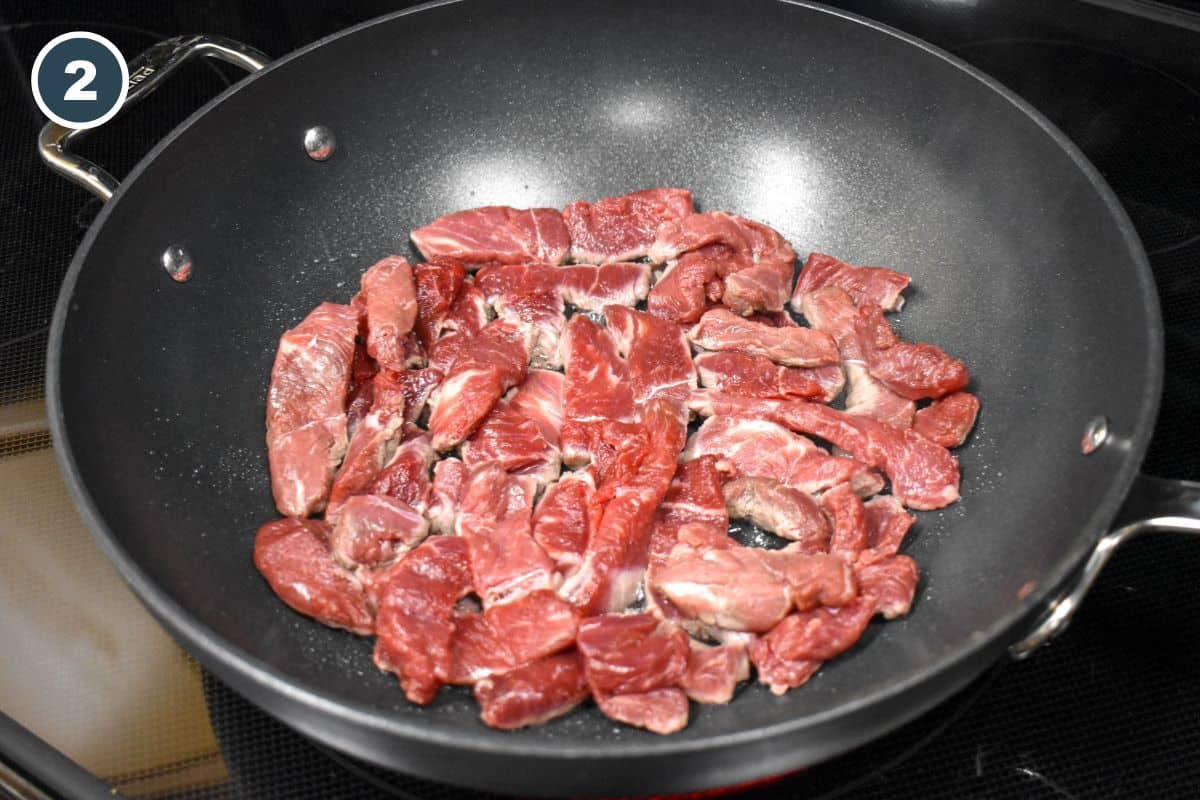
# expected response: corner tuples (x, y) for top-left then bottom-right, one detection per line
(161, 245), (192, 283)
(303, 125), (336, 161)
(1081, 416), (1109, 455)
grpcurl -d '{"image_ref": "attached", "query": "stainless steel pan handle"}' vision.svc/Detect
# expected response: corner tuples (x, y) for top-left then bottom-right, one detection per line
(38, 35), (270, 202)
(1010, 474), (1200, 658)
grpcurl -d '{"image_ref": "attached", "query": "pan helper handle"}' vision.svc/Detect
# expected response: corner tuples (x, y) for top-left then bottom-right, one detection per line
(38, 35), (270, 202)
(1010, 474), (1200, 658)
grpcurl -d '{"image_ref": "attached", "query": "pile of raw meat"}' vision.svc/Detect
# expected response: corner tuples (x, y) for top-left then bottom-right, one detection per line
(257, 188), (978, 734)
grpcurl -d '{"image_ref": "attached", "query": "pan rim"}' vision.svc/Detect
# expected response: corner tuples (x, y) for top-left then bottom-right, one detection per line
(45, 0), (1163, 768)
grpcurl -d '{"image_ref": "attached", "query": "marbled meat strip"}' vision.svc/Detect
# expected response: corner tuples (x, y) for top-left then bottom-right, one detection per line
(558, 399), (686, 613)
(722, 476), (830, 551)
(457, 465), (557, 606)
(474, 651), (591, 730)
(800, 287), (914, 428)
(913, 391), (980, 448)
(411, 205), (570, 266)
(372, 535), (473, 704)
(330, 494), (428, 568)
(689, 308), (838, 368)
(356, 256), (418, 370)
(679, 640), (750, 704)
(427, 319), (531, 450)
(689, 392), (960, 510)
(266, 302), (358, 517)
(531, 471), (595, 575)
(790, 252), (911, 313)
(449, 589), (580, 683)
(564, 187), (694, 263)
(682, 415), (884, 498)
(694, 350), (845, 404)
(254, 518), (373, 634)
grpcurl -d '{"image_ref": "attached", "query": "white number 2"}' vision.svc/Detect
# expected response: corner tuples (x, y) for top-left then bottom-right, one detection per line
(63, 59), (98, 101)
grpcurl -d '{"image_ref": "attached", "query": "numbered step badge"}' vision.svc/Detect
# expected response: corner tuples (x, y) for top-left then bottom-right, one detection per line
(32, 32), (128, 130)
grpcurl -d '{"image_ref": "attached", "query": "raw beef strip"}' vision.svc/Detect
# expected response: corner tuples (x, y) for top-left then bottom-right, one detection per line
(722, 476), (830, 551)
(680, 640), (750, 704)
(790, 252), (911, 313)
(427, 330), (470, 376)
(531, 471), (594, 575)
(688, 308), (838, 367)
(371, 429), (436, 514)
(411, 206), (570, 266)
(560, 314), (635, 424)
(398, 368), (443, 424)
(647, 249), (721, 323)
(649, 211), (749, 265)
(800, 287), (913, 428)
(373, 535), (473, 704)
(561, 419), (646, 490)
(559, 315), (636, 468)
(356, 256), (418, 370)
(474, 651), (590, 730)
(694, 351), (844, 404)
(723, 260), (797, 317)
(254, 518), (373, 634)
(564, 188), (694, 263)
(447, 610), (511, 683)
(445, 283), (491, 336)
(327, 371), (407, 517)
(844, 363), (916, 429)
(480, 278), (565, 369)
(604, 305), (697, 419)
(688, 393), (960, 510)
(857, 555), (920, 619)
(913, 391), (980, 447)
(753, 598), (875, 663)
(427, 457), (467, 535)
(682, 416), (884, 498)
(749, 646), (822, 696)
(757, 547), (859, 609)
(644, 457), (729, 631)
(576, 613), (690, 695)
(427, 319), (531, 450)
(595, 688), (690, 735)
(330, 494), (428, 568)
(853, 304), (969, 401)
(558, 263), (652, 310)
(346, 340), (380, 437)
(449, 590), (580, 683)
(822, 483), (869, 559)
(654, 527), (793, 632)
(266, 302), (358, 517)
(457, 465), (557, 606)
(413, 258), (467, 350)
(655, 525), (855, 631)
(559, 399), (686, 613)
(507, 369), (565, 446)
(649, 457), (729, 563)
(649, 212), (796, 314)
(477, 262), (652, 312)
(798, 286), (867, 359)
(862, 496), (916, 560)
(748, 558), (909, 687)
(650, 213), (794, 273)
(461, 401), (559, 482)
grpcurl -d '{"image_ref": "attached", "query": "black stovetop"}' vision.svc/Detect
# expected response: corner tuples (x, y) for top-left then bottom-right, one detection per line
(2, 1), (1199, 798)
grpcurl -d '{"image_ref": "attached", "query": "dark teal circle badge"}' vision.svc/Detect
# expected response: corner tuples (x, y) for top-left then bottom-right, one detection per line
(32, 32), (128, 130)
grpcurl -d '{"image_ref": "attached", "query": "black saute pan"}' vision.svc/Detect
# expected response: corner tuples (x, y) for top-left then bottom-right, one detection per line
(41, 0), (1200, 795)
